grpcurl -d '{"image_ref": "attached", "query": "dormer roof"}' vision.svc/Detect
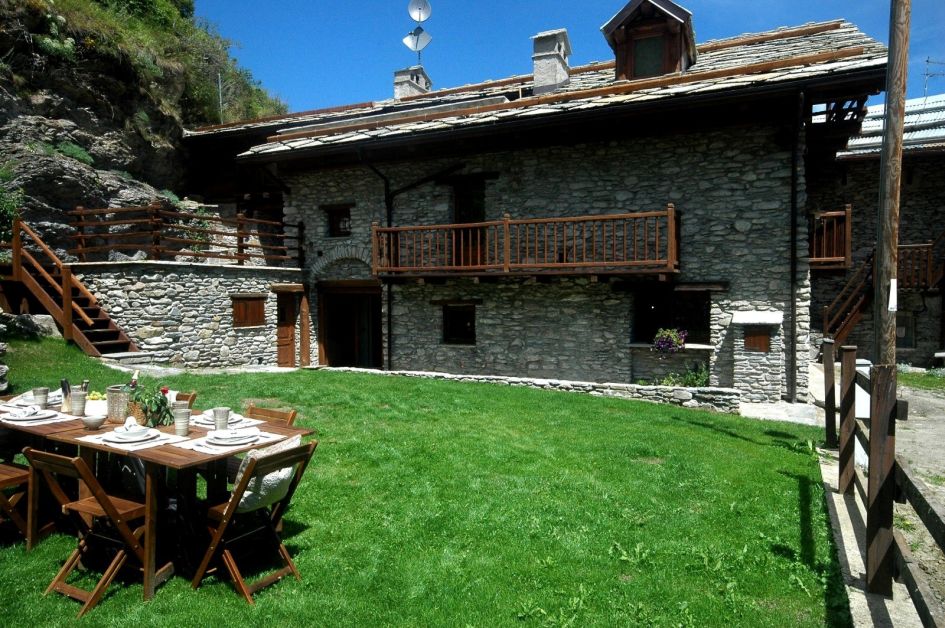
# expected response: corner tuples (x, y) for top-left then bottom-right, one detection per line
(601, 0), (697, 66)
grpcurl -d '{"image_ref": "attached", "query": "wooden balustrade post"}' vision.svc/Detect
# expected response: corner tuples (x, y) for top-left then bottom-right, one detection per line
(148, 202), (161, 260)
(843, 204), (853, 268)
(236, 212), (246, 266)
(11, 218), (21, 281)
(371, 222), (379, 273)
(866, 363), (897, 596)
(61, 265), (73, 341)
(838, 345), (856, 494)
(74, 206), (87, 262)
(503, 214), (511, 273)
(822, 338), (837, 448)
(666, 203), (677, 270)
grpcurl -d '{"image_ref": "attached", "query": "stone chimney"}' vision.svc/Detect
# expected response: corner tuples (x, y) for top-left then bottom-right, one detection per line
(394, 65), (433, 99)
(531, 29), (571, 95)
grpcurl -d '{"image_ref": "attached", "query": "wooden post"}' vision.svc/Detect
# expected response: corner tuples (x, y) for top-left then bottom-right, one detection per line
(236, 212), (246, 266)
(61, 265), (73, 342)
(148, 202), (162, 261)
(822, 338), (837, 448)
(873, 0), (911, 365)
(74, 206), (87, 262)
(666, 203), (677, 271)
(11, 218), (21, 281)
(503, 213), (511, 273)
(843, 204), (853, 268)
(866, 364), (897, 596)
(299, 290), (311, 367)
(371, 222), (379, 273)
(838, 345), (857, 494)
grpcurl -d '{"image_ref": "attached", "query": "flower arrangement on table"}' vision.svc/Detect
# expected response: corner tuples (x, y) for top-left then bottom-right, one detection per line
(128, 383), (172, 427)
(652, 328), (687, 356)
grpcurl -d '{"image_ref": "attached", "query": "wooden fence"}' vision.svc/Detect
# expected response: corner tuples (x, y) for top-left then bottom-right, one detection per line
(810, 204), (852, 269)
(68, 202), (301, 266)
(372, 205), (679, 276)
(823, 338), (945, 626)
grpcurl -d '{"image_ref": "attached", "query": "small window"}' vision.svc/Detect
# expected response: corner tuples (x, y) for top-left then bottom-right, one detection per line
(896, 312), (916, 349)
(231, 294), (266, 327)
(633, 36), (664, 78)
(323, 204), (352, 237)
(443, 304), (476, 345)
(633, 289), (710, 344)
(744, 326), (771, 353)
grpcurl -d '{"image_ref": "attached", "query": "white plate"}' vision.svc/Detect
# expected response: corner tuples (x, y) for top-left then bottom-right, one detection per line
(206, 434), (258, 446)
(2, 410), (58, 422)
(103, 429), (160, 444)
(196, 413), (244, 425)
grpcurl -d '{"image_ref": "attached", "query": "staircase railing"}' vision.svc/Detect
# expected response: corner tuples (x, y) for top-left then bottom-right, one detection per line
(823, 250), (874, 344)
(11, 219), (100, 354)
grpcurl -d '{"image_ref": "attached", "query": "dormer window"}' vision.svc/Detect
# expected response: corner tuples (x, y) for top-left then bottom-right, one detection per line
(601, 0), (697, 81)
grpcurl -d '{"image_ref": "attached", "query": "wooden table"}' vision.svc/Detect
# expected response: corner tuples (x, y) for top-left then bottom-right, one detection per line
(40, 419), (313, 600)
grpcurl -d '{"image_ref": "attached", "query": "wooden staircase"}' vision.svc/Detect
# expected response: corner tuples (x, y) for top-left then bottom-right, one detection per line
(10, 219), (138, 358)
(823, 233), (945, 346)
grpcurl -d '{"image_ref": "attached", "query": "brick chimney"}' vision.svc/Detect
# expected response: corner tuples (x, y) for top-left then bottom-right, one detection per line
(531, 29), (571, 95)
(394, 65), (433, 99)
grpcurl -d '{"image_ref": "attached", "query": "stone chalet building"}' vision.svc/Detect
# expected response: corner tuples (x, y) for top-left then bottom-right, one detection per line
(182, 0), (897, 404)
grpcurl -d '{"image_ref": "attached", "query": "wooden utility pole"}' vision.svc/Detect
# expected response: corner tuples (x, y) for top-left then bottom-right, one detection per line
(867, 0), (911, 598)
(873, 0), (911, 365)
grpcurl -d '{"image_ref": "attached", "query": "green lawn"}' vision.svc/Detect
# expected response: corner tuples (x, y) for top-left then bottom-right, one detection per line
(0, 338), (848, 626)
(899, 370), (945, 392)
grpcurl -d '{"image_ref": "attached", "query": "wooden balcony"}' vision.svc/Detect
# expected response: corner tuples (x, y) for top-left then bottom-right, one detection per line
(371, 205), (679, 278)
(810, 204), (852, 269)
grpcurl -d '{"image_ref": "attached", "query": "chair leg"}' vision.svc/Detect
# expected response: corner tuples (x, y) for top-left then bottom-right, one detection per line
(192, 524), (226, 590)
(77, 550), (127, 618)
(46, 545), (84, 596)
(0, 491), (27, 536)
(221, 548), (255, 604)
(277, 543), (301, 581)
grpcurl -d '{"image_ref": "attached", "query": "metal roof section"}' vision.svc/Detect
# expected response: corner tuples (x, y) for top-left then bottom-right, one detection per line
(838, 93), (945, 159)
(202, 19), (884, 159)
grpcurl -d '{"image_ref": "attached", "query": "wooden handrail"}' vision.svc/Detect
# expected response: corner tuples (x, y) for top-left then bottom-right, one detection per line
(19, 221), (62, 270)
(20, 250), (94, 327)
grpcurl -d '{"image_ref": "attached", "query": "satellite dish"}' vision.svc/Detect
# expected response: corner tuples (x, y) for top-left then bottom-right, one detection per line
(403, 26), (432, 53)
(408, 0), (432, 22)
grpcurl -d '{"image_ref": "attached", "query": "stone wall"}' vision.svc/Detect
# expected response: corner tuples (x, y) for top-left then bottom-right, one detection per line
(74, 261), (313, 367)
(808, 154), (945, 365)
(321, 366), (741, 414)
(285, 122), (810, 400)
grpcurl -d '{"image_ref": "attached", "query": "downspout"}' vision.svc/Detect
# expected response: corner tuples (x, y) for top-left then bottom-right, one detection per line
(788, 91), (804, 402)
(367, 163), (395, 371)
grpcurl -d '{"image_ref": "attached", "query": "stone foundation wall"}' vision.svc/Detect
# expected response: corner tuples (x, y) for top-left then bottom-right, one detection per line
(322, 366), (741, 414)
(286, 122), (810, 400)
(74, 261), (313, 367)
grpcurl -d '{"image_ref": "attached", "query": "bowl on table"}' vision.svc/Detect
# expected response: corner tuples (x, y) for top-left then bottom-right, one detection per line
(81, 415), (107, 430)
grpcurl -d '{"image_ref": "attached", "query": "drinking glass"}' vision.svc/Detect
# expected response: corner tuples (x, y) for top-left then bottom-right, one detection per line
(212, 407), (230, 430)
(173, 407), (192, 437)
(31, 387), (49, 409)
(70, 390), (87, 417)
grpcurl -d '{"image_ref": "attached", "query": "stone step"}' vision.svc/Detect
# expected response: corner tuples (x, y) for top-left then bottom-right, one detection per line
(99, 351), (157, 365)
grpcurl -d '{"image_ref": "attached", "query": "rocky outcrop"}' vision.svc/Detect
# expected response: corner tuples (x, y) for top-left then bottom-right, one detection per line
(0, 1), (186, 254)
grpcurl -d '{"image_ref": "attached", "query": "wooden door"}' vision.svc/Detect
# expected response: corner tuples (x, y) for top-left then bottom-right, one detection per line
(276, 293), (297, 367)
(454, 180), (485, 267)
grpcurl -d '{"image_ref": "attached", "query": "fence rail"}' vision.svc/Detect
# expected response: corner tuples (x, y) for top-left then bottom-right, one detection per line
(372, 205), (679, 276)
(810, 204), (852, 269)
(67, 202), (300, 266)
(824, 340), (945, 626)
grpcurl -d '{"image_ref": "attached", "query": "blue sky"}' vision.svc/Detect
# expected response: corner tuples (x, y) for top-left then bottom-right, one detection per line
(195, 0), (945, 112)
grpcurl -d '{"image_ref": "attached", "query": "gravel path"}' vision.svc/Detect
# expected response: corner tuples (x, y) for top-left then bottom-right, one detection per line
(894, 386), (945, 614)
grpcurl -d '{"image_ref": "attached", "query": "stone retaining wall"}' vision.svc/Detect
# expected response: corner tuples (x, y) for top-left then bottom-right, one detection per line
(74, 261), (312, 367)
(320, 366), (741, 414)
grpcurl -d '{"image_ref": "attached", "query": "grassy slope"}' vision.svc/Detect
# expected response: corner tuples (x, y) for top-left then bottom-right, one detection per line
(0, 339), (849, 626)
(899, 371), (945, 392)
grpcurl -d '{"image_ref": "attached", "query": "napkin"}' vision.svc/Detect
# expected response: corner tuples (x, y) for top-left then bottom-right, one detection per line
(208, 426), (261, 440)
(9, 405), (41, 419)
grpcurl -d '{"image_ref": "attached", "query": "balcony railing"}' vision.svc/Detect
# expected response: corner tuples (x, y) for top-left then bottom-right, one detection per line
(810, 204), (852, 269)
(372, 205), (679, 276)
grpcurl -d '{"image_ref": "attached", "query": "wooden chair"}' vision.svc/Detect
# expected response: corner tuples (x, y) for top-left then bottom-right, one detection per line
(192, 441), (317, 603)
(244, 403), (297, 427)
(175, 391), (197, 409)
(0, 462), (29, 537)
(23, 447), (147, 618)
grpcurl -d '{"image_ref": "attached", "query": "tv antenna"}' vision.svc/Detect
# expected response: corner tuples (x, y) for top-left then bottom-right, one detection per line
(402, 0), (432, 65)
(924, 57), (945, 98)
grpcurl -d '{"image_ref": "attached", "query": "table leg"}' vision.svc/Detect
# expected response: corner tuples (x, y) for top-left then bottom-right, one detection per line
(26, 466), (38, 551)
(143, 461), (158, 600)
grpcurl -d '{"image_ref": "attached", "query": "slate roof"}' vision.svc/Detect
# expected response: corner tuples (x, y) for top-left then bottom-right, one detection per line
(186, 19), (885, 162)
(838, 93), (945, 159)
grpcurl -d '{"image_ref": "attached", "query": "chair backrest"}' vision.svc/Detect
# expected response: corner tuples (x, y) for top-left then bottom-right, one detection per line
(228, 441), (316, 523)
(22, 447), (145, 560)
(175, 391), (197, 409)
(245, 403), (297, 427)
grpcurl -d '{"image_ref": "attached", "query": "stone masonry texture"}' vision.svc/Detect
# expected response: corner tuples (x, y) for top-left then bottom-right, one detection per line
(284, 122), (811, 403)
